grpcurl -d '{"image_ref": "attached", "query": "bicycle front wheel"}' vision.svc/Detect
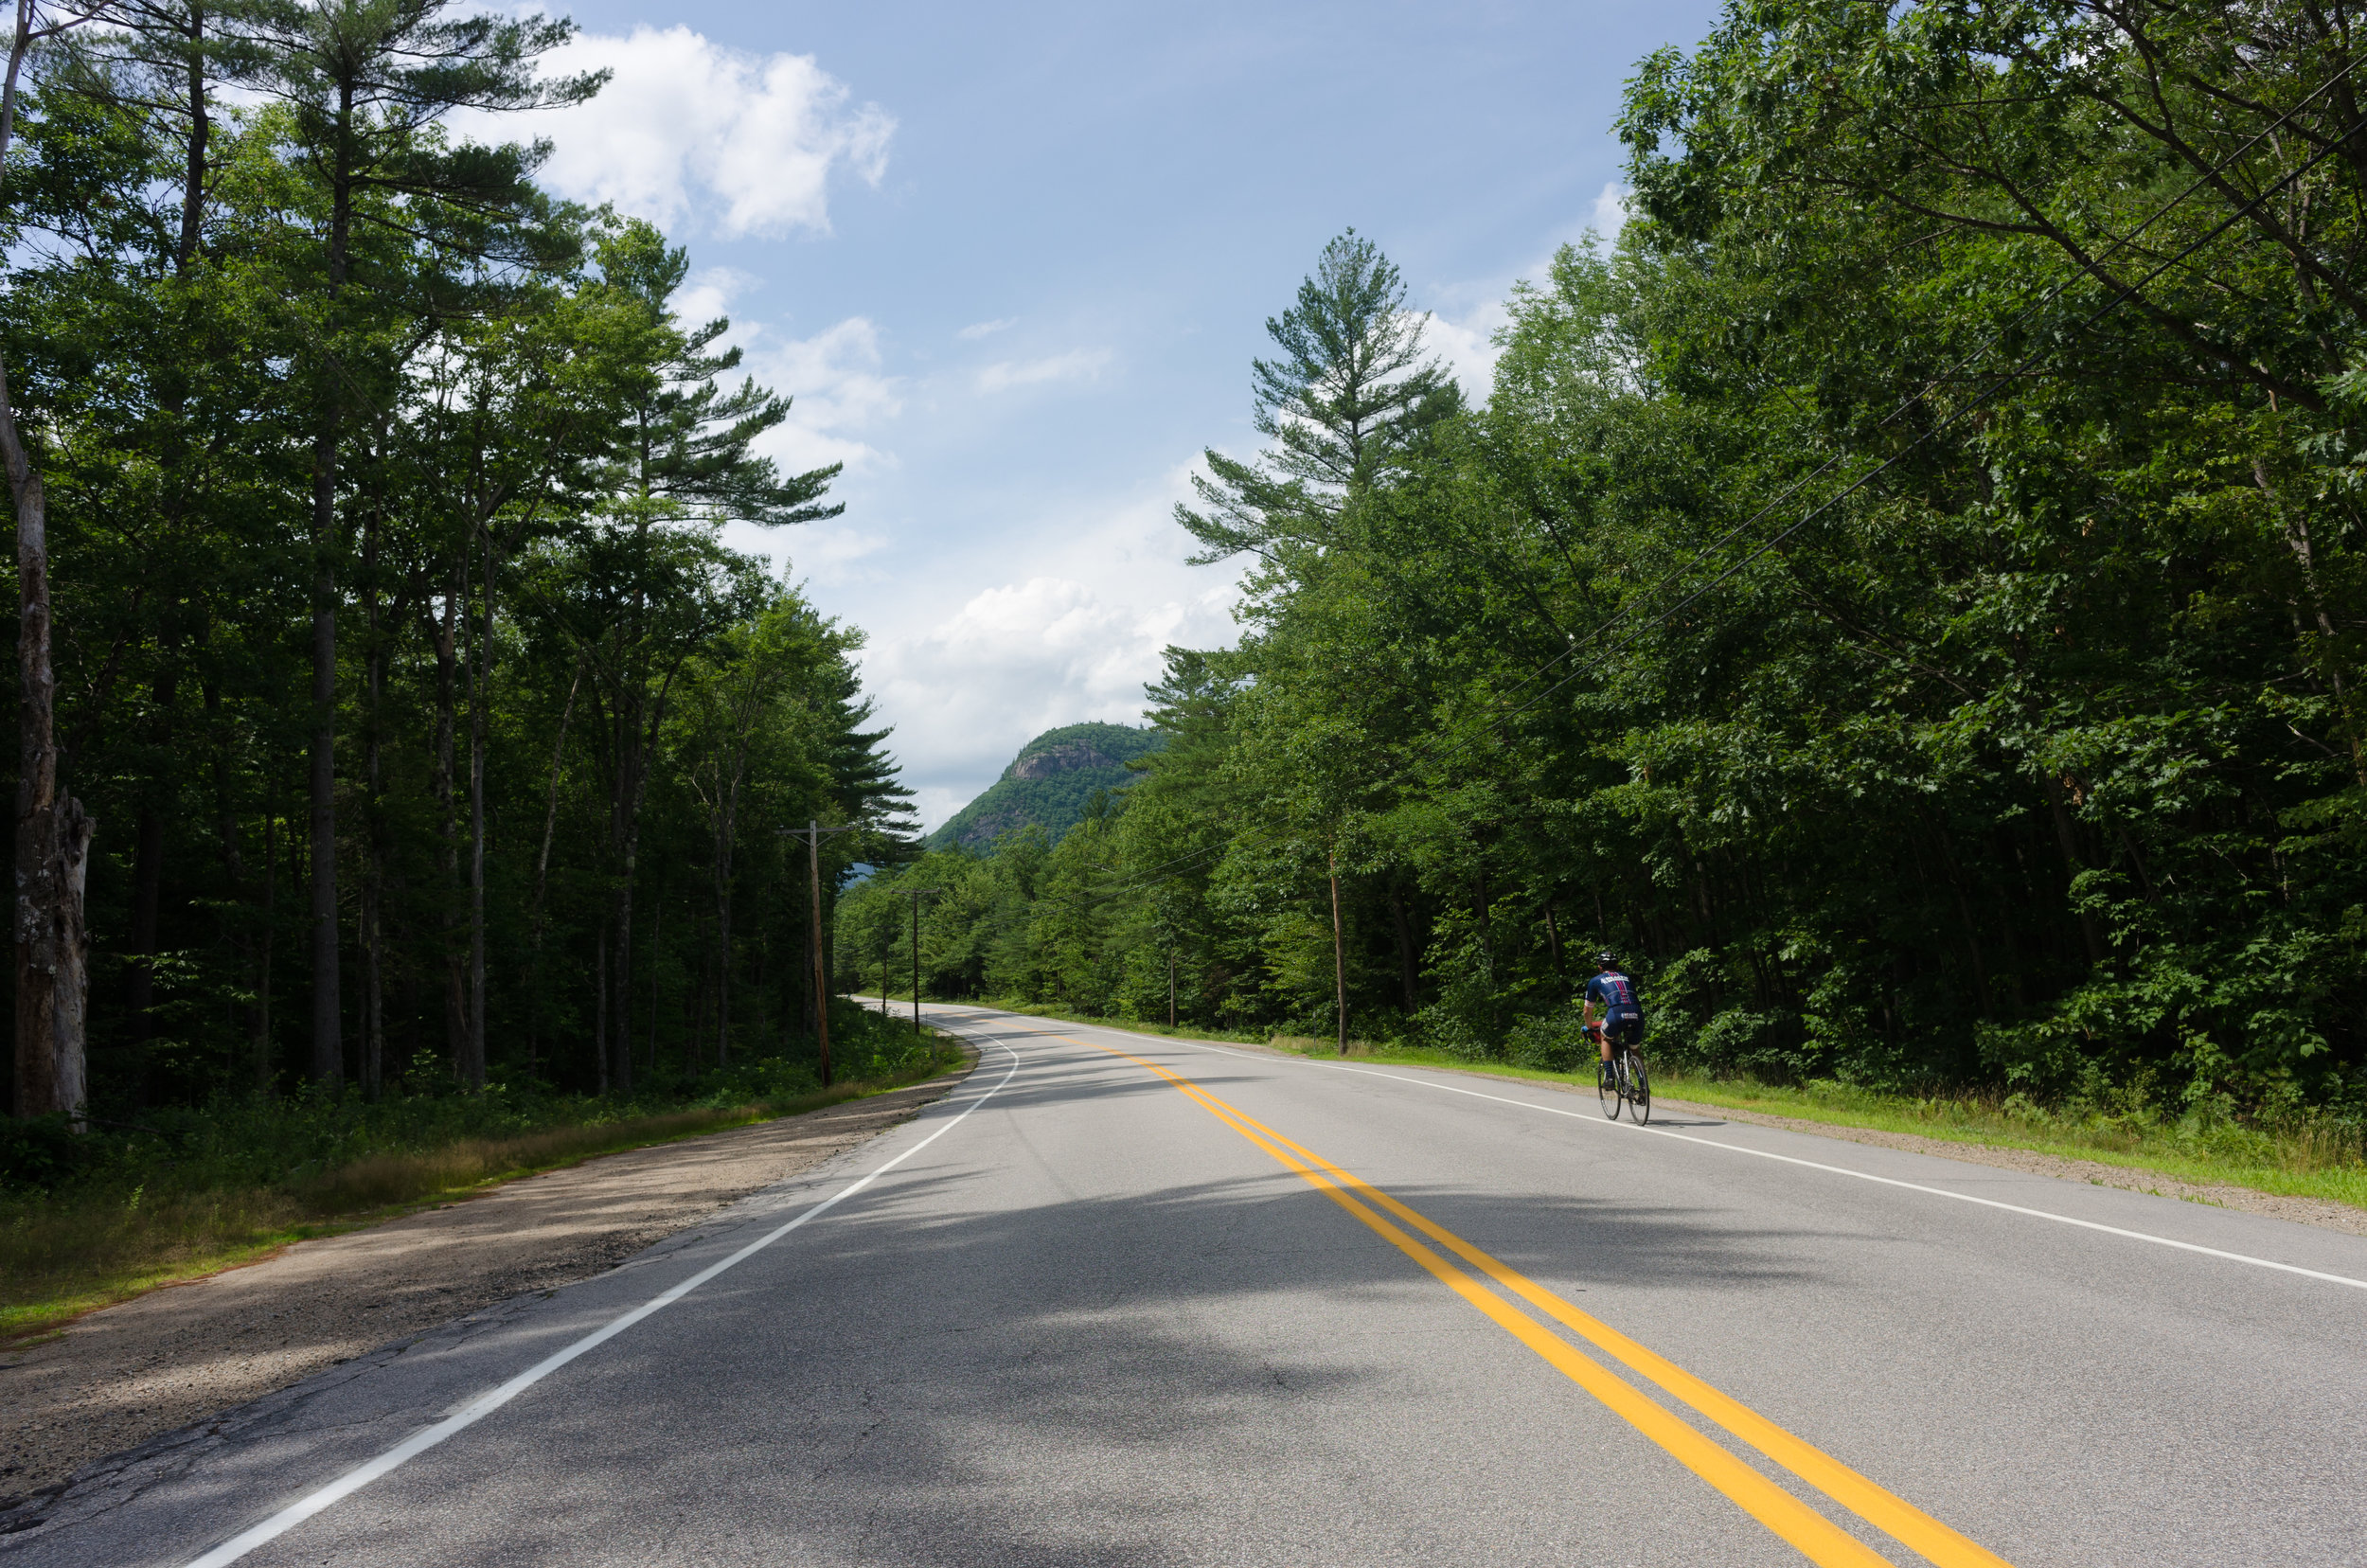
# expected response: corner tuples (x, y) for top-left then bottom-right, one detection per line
(1597, 1056), (1619, 1118)
(1625, 1053), (1651, 1124)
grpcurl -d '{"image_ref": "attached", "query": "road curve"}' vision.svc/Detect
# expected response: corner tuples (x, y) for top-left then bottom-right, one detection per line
(10, 1005), (2365, 1567)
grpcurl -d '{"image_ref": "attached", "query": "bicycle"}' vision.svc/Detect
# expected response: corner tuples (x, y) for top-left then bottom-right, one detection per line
(1586, 1022), (1652, 1124)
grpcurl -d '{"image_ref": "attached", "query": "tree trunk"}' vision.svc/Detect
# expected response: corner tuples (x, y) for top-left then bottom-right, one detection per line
(1389, 883), (1419, 1013)
(645, 896), (664, 1073)
(608, 698), (639, 1096)
(2, 358), (91, 1122)
(359, 511), (384, 1101)
(2045, 775), (2107, 968)
(1328, 853), (1347, 1057)
(525, 657), (582, 1067)
(306, 86), (357, 1090)
(255, 791), (277, 1092)
(434, 573), (465, 1074)
(463, 528), (491, 1090)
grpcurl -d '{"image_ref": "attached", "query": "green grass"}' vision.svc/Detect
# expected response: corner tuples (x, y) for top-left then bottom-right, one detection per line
(0, 1041), (970, 1343)
(1635, 1072), (2367, 1209)
(872, 996), (2367, 1215)
(1257, 1036), (2367, 1212)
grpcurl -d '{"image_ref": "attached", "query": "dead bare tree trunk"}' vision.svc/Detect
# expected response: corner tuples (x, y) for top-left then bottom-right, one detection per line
(3, 0), (93, 1122)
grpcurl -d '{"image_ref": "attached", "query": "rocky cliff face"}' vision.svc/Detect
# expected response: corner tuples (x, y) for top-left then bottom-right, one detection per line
(1009, 739), (1120, 781)
(927, 722), (1166, 853)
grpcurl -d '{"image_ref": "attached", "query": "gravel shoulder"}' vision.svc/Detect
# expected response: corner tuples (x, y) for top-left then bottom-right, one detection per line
(0, 1062), (973, 1508)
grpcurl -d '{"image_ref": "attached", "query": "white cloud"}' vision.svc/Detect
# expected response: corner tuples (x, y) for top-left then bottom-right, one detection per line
(856, 462), (1245, 829)
(516, 27), (893, 239)
(869, 573), (1236, 826)
(974, 347), (1112, 395)
(741, 316), (904, 477)
(674, 265), (758, 330)
(1590, 179), (1631, 242)
(956, 317), (1017, 341)
(1423, 306), (1507, 403)
(1419, 184), (1632, 405)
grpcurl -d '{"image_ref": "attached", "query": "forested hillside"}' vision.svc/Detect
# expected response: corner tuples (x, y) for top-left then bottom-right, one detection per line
(0, 0), (915, 1117)
(925, 722), (1163, 852)
(845, 1), (2365, 1125)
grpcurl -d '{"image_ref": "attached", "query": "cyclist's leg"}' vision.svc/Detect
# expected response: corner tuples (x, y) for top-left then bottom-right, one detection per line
(1611, 1018), (1642, 1093)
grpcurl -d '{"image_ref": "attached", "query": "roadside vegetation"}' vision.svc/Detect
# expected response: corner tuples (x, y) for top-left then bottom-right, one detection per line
(951, 996), (2367, 1210)
(0, 1006), (961, 1342)
(842, 9), (2366, 1178)
(0, 0), (917, 1123)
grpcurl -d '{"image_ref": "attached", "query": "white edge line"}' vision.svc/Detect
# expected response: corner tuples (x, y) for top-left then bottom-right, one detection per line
(181, 1042), (1023, 1568)
(943, 1007), (2367, 1295)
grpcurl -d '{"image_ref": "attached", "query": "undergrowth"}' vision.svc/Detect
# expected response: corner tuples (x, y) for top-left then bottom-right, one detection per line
(0, 1005), (967, 1341)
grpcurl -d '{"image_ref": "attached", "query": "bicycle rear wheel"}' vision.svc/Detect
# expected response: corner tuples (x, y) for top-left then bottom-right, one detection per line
(1625, 1053), (1651, 1124)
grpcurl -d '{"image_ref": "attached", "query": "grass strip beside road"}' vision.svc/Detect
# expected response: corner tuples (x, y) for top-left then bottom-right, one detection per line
(1, 1045), (971, 1344)
(950, 999), (2367, 1212)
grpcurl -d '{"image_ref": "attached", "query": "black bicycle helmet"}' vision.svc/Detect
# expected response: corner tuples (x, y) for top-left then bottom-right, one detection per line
(1595, 950), (1618, 968)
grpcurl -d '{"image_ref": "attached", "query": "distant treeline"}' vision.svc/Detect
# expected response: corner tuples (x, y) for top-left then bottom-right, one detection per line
(845, 3), (2364, 1117)
(0, 0), (913, 1115)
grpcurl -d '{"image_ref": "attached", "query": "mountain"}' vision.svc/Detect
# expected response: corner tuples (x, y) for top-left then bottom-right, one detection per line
(927, 722), (1166, 853)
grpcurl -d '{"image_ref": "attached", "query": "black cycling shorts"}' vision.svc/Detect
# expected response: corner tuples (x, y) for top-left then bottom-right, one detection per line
(1605, 1016), (1645, 1048)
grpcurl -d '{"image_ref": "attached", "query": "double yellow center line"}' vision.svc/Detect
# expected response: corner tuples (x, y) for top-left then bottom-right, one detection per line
(1059, 1034), (2013, 1568)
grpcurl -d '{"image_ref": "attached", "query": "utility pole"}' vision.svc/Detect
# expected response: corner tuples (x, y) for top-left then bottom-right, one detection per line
(781, 820), (856, 1086)
(1168, 948), (1177, 1028)
(901, 887), (937, 1036)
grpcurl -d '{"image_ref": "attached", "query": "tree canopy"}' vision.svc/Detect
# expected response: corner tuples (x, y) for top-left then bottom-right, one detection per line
(1, 0), (915, 1114)
(849, 2), (2365, 1131)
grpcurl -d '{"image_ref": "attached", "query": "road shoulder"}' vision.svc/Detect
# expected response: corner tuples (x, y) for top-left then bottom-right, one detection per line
(983, 1009), (2367, 1242)
(0, 1058), (975, 1514)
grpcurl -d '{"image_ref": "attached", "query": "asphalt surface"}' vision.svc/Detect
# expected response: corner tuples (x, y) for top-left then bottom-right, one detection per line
(9, 1006), (2366, 1567)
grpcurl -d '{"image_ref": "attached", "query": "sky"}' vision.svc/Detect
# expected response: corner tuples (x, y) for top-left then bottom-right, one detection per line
(480, 0), (1726, 830)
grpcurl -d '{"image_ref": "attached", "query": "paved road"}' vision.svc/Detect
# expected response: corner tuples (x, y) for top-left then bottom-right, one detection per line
(11, 1007), (2366, 1567)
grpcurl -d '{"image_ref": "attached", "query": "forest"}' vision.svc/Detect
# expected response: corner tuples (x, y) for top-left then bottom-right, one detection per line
(0, 0), (919, 1126)
(843, 0), (2367, 1124)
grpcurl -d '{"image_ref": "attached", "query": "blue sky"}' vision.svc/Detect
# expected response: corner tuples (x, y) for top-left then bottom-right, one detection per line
(499, 0), (1725, 829)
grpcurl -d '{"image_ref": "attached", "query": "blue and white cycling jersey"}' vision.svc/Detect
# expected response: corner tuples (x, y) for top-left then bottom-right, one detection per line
(1584, 970), (1644, 1024)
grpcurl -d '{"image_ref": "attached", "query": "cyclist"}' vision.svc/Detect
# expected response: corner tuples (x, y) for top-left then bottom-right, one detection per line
(1581, 952), (1645, 1089)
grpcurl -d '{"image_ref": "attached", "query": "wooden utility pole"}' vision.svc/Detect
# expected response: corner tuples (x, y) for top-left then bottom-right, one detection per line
(785, 820), (856, 1085)
(901, 888), (937, 1036)
(1168, 949), (1177, 1028)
